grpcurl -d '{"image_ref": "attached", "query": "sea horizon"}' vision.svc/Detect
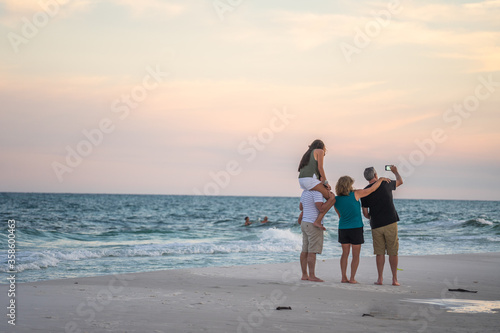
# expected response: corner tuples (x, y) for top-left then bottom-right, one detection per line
(2, 193), (499, 283)
(2, 191), (499, 202)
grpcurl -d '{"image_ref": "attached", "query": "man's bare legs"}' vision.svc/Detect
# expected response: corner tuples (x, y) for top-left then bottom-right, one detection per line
(300, 252), (309, 280)
(307, 253), (323, 282)
(374, 254), (400, 286)
(374, 254), (384, 285)
(389, 255), (400, 286)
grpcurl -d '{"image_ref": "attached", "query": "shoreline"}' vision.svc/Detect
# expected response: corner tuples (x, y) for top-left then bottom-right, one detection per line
(2, 252), (500, 332)
(6, 250), (500, 285)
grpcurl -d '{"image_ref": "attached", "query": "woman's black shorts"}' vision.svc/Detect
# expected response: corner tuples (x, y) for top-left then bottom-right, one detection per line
(338, 227), (364, 245)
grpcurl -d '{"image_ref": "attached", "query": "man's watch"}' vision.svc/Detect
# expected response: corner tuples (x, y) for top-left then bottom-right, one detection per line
(323, 180), (329, 185)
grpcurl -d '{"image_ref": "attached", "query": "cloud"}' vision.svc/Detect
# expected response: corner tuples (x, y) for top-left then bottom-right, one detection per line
(1, 1), (43, 14)
(463, 0), (500, 9)
(0, 0), (186, 28)
(108, 0), (185, 18)
(0, 0), (93, 27)
(273, 0), (500, 72)
(274, 11), (359, 50)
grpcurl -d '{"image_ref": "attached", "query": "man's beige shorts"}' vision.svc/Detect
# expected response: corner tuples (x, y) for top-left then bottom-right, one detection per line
(301, 222), (324, 254)
(371, 222), (399, 256)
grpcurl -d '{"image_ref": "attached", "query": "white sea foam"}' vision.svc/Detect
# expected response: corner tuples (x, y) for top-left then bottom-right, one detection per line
(49, 249), (104, 260)
(476, 218), (493, 226)
(4, 228), (304, 272)
(260, 227), (302, 243)
(13, 253), (60, 272)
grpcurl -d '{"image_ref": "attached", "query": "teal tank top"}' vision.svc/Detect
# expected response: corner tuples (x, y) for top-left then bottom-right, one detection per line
(334, 192), (363, 229)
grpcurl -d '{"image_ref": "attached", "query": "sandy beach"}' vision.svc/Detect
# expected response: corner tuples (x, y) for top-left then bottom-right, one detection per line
(2, 252), (500, 333)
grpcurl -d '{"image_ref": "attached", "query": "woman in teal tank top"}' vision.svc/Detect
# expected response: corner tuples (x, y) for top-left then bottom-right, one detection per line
(333, 175), (389, 284)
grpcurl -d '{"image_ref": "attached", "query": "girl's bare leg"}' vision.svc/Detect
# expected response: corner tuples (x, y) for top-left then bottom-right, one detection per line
(311, 183), (330, 200)
(310, 183), (333, 229)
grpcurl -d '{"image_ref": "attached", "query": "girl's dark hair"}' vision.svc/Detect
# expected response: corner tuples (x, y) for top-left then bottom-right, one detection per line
(298, 139), (325, 172)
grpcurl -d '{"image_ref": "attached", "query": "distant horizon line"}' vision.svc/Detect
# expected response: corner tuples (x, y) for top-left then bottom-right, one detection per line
(1, 191), (499, 202)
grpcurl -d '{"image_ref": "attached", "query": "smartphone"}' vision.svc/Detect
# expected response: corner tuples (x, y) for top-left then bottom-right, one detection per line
(385, 165), (392, 171)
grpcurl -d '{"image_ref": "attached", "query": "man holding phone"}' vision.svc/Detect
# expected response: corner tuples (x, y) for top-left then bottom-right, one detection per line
(361, 165), (403, 286)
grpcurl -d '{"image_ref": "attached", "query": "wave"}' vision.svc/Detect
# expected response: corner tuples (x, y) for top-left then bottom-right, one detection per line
(260, 227), (302, 243)
(13, 227), (180, 240)
(96, 229), (176, 236)
(461, 218), (496, 228)
(213, 218), (234, 224)
(18, 227), (47, 236)
(2, 228), (302, 273)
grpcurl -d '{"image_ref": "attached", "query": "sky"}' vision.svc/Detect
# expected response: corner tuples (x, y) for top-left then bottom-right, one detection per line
(0, 0), (499, 200)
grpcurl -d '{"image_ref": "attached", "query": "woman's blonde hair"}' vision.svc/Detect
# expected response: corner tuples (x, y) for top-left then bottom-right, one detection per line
(335, 176), (355, 196)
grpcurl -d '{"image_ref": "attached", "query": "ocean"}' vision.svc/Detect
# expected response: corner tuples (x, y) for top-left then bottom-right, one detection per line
(1, 193), (499, 283)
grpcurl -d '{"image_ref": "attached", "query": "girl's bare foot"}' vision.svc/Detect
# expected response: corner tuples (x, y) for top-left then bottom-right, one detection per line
(301, 276), (309, 281)
(349, 279), (358, 284)
(308, 276), (324, 282)
(374, 280), (383, 285)
(312, 222), (326, 230)
(392, 280), (400, 286)
(341, 279), (349, 283)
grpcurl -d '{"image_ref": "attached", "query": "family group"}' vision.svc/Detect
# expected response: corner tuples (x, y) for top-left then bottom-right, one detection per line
(298, 140), (403, 285)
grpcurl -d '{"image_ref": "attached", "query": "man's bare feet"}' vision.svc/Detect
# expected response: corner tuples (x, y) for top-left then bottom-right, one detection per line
(341, 279), (349, 283)
(392, 280), (400, 286)
(312, 222), (326, 230)
(349, 279), (358, 284)
(301, 276), (309, 281)
(308, 276), (324, 282)
(374, 280), (383, 285)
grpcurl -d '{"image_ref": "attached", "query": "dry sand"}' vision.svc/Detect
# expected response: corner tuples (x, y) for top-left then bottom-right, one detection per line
(2, 252), (500, 333)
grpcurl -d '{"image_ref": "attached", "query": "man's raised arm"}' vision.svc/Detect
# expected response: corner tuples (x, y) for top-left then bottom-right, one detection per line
(391, 165), (403, 187)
